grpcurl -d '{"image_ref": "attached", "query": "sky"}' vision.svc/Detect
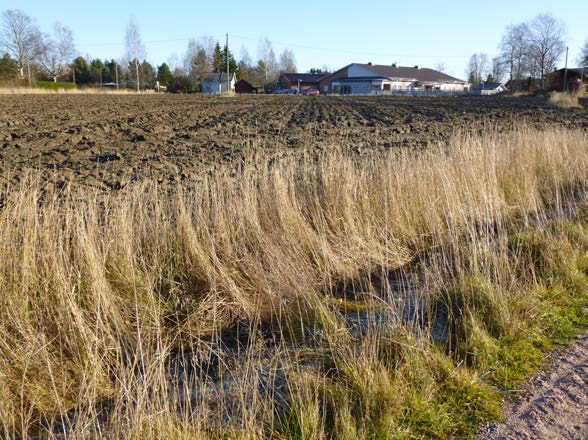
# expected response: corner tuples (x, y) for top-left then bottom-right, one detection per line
(4, 1), (587, 79)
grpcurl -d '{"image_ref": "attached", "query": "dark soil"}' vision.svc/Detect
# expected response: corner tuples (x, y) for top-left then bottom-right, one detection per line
(1, 94), (586, 190)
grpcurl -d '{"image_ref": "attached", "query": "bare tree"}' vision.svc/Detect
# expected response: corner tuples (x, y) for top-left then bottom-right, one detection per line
(125, 18), (145, 91)
(0, 9), (44, 80)
(500, 23), (531, 84)
(184, 38), (210, 80)
(491, 56), (505, 83)
(578, 38), (588, 66)
(467, 53), (489, 85)
(38, 22), (75, 82)
(434, 62), (447, 73)
(528, 14), (566, 89)
(279, 49), (296, 73)
(258, 37), (277, 81)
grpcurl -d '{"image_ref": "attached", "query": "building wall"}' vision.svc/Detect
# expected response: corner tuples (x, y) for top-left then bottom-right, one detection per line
(202, 78), (235, 94)
(201, 80), (221, 94)
(439, 83), (468, 92)
(319, 67), (349, 94)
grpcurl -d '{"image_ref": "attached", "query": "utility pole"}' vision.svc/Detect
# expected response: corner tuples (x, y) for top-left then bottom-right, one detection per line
(226, 33), (230, 93)
(115, 64), (119, 90)
(563, 46), (569, 92)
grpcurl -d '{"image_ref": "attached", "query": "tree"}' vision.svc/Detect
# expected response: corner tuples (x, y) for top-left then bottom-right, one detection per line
(279, 49), (296, 73)
(0, 9), (44, 80)
(237, 45), (253, 81)
(500, 23), (531, 84)
(527, 14), (566, 89)
(221, 43), (237, 74)
(105, 59), (122, 84)
(125, 18), (145, 91)
(309, 67), (323, 74)
(0, 52), (18, 78)
(212, 42), (222, 72)
(38, 22), (75, 82)
(434, 62), (447, 73)
(467, 53), (489, 85)
(140, 60), (156, 86)
(184, 39), (211, 75)
(491, 56), (505, 83)
(577, 38), (588, 66)
(71, 56), (90, 84)
(90, 58), (105, 84)
(258, 37), (277, 81)
(157, 62), (173, 87)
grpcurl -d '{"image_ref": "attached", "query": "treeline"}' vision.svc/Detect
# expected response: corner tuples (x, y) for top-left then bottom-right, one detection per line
(466, 13), (587, 91)
(0, 9), (313, 91)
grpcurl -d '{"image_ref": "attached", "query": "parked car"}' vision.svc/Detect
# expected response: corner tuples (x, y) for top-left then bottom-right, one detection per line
(301, 87), (319, 95)
(275, 88), (297, 94)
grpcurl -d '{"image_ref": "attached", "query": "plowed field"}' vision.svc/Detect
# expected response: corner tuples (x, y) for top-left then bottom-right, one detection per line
(0, 94), (586, 190)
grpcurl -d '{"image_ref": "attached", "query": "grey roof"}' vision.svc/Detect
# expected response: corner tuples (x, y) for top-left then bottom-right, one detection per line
(280, 73), (329, 83)
(356, 64), (467, 83)
(334, 76), (389, 82)
(200, 72), (234, 82)
(554, 67), (588, 74)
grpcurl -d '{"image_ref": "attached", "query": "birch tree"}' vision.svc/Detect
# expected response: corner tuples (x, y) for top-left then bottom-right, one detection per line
(38, 22), (75, 82)
(528, 14), (566, 89)
(125, 18), (145, 91)
(258, 37), (277, 81)
(500, 23), (531, 83)
(0, 9), (44, 80)
(279, 49), (296, 73)
(467, 53), (489, 85)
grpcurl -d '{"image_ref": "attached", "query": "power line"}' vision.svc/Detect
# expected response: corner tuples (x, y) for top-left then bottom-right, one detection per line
(76, 33), (471, 59)
(229, 34), (471, 59)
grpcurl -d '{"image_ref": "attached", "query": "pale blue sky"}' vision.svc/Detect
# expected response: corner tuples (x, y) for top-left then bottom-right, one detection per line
(4, 1), (587, 79)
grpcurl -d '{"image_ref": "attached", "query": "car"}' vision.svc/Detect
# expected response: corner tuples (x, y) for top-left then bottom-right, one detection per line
(301, 87), (319, 95)
(275, 88), (298, 94)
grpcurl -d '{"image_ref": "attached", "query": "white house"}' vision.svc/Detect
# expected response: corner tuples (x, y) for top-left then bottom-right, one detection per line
(200, 72), (236, 94)
(319, 63), (470, 95)
(472, 82), (508, 95)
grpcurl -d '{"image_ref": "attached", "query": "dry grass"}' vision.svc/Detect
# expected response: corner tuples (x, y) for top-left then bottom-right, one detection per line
(549, 92), (583, 108)
(0, 127), (586, 438)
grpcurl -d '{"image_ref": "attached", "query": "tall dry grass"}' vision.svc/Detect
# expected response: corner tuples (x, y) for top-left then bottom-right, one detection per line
(549, 92), (582, 108)
(0, 127), (586, 438)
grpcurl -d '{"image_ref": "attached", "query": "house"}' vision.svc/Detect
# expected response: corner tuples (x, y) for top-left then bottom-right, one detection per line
(472, 82), (507, 95)
(278, 73), (328, 92)
(200, 72), (236, 94)
(547, 67), (588, 94)
(235, 79), (257, 94)
(319, 63), (469, 95)
(505, 78), (540, 93)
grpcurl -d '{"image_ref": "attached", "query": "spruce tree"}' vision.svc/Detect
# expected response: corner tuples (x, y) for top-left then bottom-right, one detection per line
(157, 62), (174, 87)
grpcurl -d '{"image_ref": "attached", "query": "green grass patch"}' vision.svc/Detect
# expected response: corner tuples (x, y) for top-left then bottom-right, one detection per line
(34, 81), (78, 91)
